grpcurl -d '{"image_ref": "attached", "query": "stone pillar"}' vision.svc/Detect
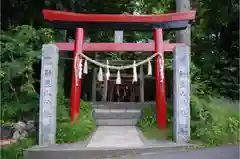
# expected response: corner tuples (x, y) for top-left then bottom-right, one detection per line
(39, 44), (59, 145)
(173, 45), (190, 144)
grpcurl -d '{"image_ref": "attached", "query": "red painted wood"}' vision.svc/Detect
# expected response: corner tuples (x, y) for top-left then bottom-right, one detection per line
(70, 28), (84, 121)
(42, 9), (196, 23)
(0, 139), (17, 147)
(154, 29), (167, 129)
(56, 42), (184, 52)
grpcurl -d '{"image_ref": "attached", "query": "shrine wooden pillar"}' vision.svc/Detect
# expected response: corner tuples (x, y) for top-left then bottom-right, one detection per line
(140, 65), (144, 102)
(92, 67), (97, 102)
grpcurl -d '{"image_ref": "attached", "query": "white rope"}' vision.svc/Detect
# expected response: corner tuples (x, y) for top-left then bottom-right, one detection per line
(74, 55), (78, 86)
(76, 52), (160, 70)
(73, 52), (161, 85)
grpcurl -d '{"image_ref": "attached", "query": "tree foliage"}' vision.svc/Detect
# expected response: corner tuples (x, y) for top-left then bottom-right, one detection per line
(192, 0), (239, 99)
(0, 25), (54, 103)
(1, 0), (239, 101)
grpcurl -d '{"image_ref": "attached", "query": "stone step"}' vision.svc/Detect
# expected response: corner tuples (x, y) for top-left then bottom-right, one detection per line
(93, 109), (141, 119)
(96, 119), (138, 126)
(92, 102), (154, 109)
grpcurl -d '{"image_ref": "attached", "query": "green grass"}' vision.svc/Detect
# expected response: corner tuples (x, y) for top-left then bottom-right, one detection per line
(56, 96), (96, 143)
(141, 126), (173, 140)
(1, 138), (36, 159)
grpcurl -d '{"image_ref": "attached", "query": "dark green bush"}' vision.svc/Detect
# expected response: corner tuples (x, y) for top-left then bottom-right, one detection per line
(1, 93), (39, 121)
(1, 25), (54, 103)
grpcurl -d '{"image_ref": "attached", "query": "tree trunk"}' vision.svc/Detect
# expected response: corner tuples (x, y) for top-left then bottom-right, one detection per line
(176, 0), (191, 46)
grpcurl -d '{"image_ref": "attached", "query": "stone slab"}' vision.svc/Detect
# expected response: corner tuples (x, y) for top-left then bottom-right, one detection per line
(87, 126), (144, 148)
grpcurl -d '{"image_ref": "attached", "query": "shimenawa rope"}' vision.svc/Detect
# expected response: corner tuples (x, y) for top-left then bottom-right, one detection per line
(74, 52), (162, 85)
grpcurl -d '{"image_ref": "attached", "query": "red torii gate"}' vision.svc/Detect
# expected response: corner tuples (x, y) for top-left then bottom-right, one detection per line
(42, 9), (196, 129)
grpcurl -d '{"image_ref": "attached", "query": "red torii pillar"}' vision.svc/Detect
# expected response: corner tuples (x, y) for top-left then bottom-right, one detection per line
(70, 28), (84, 121)
(154, 29), (167, 129)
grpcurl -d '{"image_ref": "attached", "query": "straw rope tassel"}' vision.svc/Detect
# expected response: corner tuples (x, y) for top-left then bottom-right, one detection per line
(147, 60), (152, 75)
(78, 59), (82, 79)
(77, 58), (83, 84)
(106, 60), (110, 80)
(83, 59), (88, 74)
(116, 70), (121, 84)
(97, 67), (103, 81)
(133, 60), (138, 82)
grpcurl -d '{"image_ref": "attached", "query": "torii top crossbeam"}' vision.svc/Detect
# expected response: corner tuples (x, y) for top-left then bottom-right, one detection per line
(42, 9), (196, 31)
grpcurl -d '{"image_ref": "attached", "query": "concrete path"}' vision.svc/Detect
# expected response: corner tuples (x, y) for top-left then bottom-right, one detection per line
(87, 126), (144, 148)
(111, 145), (239, 159)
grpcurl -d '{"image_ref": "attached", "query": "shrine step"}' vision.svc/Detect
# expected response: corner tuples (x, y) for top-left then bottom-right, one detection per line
(96, 119), (139, 126)
(93, 109), (141, 126)
(93, 109), (141, 119)
(92, 102), (154, 109)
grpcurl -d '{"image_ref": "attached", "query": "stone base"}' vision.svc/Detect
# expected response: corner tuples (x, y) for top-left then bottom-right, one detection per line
(25, 141), (192, 159)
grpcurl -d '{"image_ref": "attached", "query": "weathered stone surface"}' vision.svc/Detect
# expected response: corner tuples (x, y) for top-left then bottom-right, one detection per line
(87, 126), (144, 148)
(1, 120), (36, 141)
(173, 45), (190, 144)
(0, 125), (14, 139)
(26, 120), (36, 133)
(12, 130), (28, 140)
(13, 121), (26, 132)
(38, 44), (59, 145)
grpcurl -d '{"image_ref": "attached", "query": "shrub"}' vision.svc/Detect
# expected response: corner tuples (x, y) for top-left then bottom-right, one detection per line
(191, 95), (240, 145)
(0, 25), (54, 103)
(1, 92), (39, 121)
(138, 95), (239, 146)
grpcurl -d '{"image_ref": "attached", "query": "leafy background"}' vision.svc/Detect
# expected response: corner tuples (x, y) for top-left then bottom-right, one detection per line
(0, 0), (239, 159)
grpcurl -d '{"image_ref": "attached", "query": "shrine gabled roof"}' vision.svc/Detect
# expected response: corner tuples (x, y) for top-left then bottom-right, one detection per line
(42, 9), (196, 31)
